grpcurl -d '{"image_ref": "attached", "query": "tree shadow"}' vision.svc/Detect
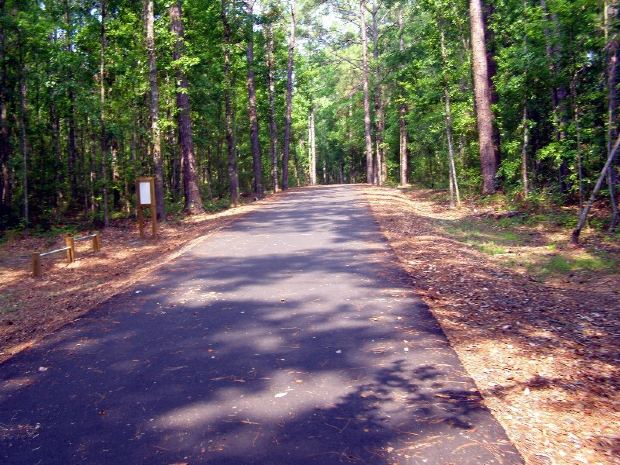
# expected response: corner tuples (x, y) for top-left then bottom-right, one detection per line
(0, 186), (523, 464)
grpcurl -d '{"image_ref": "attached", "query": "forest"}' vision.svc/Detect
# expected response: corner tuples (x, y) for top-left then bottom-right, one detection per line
(0, 0), (618, 242)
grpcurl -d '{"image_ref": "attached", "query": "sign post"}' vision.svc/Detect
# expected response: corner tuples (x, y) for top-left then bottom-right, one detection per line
(136, 176), (157, 238)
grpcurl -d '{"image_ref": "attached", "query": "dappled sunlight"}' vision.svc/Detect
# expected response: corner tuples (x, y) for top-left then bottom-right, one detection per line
(0, 187), (521, 464)
(154, 371), (352, 429)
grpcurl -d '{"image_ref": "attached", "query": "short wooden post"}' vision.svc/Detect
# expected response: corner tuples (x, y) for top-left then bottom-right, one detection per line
(92, 233), (101, 252)
(31, 253), (41, 278)
(137, 203), (145, 238)
(150, 179), (157, 236)
(65, 235), (75, 262)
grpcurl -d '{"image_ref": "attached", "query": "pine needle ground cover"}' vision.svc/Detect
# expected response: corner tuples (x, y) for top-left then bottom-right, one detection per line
(363, 185), (619, 465)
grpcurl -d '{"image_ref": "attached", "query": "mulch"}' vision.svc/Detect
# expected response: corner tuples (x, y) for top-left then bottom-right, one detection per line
(362, 185), (620, 465)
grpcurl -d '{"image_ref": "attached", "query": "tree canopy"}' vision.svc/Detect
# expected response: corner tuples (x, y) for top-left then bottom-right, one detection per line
(0, 0), (618, 240)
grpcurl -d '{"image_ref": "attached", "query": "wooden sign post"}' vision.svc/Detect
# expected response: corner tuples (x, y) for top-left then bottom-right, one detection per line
(136, 176), (157, 238)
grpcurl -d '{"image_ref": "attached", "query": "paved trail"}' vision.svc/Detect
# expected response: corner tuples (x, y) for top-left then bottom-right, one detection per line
(0, 186), (522, 465)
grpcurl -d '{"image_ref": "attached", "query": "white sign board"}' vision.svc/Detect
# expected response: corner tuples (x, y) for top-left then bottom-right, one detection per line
(139, 181), (152, 205)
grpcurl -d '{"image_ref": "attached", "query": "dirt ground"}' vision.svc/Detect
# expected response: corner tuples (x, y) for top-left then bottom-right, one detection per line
(362, 185), (619, 465)
(0, 196), (275, 363)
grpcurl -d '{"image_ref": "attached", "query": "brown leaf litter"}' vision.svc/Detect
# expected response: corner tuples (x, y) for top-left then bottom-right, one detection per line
(362, 185), (619, 465)
(0, 194), (281, 363)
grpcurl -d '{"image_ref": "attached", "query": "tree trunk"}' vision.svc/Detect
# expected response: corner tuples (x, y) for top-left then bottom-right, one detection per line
(309, 109), (316, 185)
(170, 0), (204, 214)
(266, 22), (279, 192)
(398, 7), (408, 187)
(371, 1), (385, 185)
(144, 0), (166, 220)
(572, 133), (620, 243)
(440, 26), (460, 207)
(605, 0), (619, 229)
(221, 0), (239, 206)
(63, 0), (79, 205)
(469, 0), (498, 194)
(50, 100), (61, 209)
(348, 101), (354, 183)
(18, 64), (28, 227)
(0, 0), (11, 218)
(360, 0), (374, 184)
(100, 0), (109, 227)
(282, 0), (296, 190)
(520, 105), (530, 197)
(244, 0), (263, 198)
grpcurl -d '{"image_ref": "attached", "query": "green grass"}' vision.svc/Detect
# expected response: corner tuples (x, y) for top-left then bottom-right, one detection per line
(530, 253), (617, 277)
(445, 219), (524, 254)
(474, 242), (507, 255)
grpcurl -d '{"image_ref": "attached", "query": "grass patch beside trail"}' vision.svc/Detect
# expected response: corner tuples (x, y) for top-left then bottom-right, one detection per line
(440, 211), (618, 281)
(444, 219), (524, 257)
(530, 253), (617, 277)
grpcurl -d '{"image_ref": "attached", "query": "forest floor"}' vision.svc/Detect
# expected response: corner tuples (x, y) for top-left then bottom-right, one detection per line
(363, 185), (620, 465)
(0, 195), (276, 364)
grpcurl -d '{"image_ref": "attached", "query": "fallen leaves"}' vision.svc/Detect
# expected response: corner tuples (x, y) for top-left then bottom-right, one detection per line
(0, 195), (278, 363)
(363, 185), (620, 465)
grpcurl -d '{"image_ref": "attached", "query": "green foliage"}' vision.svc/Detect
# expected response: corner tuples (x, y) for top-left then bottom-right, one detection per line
(0, 0), (617, 236)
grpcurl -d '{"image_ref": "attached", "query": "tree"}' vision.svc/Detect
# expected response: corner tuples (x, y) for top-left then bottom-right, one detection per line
(221, 0), (239, 206)
(244, 0), (263, 198)
(309, 108), (316, 184)
(0, 0), (10, 220)
(144, 0), (165, 220)
(99, 0), (109, 226)
(170, 0), (204, 214)
(359, 0), (374, 184)
(265, 17), (279, 192)
(397, 5), (408, 187)
(469, 0), (498, 194)
(282, 0), (296, 191)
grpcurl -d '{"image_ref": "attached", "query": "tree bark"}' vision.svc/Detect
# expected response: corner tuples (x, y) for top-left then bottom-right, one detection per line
(221, 0), (239, 206)
(398, 7), (408, 187)
(309, 109), (316, 185)
(266, 21), (279, 192)
(282, 0), (296, 190)
(144, 0), (166, 220)
(371, 1), (385, 185)
(605, 0), (619, 229)
(170, 0), (204, 214)
(100, 0), (109, 226)
(63, 0), (79, 205)
(440, 26), (460, 207)
(469, 0), (498, 194)
(50, 100), (61, 208)
(359, 0), (374, 184)
(520, 105), (530, 197)
(0, 0), (11, 217)
(18, 63), (28, 227)
(244, 0), (263, 198)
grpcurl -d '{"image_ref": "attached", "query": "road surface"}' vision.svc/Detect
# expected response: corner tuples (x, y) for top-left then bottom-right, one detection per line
(0, 186), (522, 465)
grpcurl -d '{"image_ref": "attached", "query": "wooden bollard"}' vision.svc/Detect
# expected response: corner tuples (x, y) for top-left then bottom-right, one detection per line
(92, 233), (101, 252)
(65, 235), (75, 262)
(31, 253), (41, 278)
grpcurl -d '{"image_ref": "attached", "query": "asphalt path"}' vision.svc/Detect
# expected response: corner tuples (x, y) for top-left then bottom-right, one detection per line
(0, 186), (523, 465)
